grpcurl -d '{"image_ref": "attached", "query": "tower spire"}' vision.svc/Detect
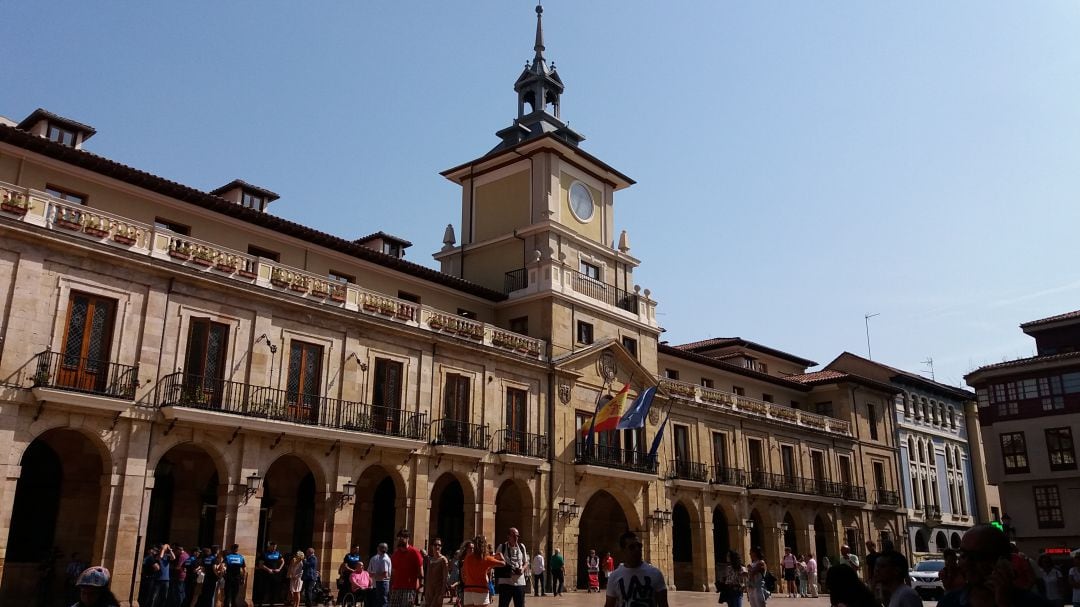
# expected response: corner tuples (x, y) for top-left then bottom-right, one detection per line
(534, 3), (545, 62)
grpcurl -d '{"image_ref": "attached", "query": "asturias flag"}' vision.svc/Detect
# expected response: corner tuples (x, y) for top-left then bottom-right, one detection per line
(580, 384), (630, 435)
(616, 385), (656, 430)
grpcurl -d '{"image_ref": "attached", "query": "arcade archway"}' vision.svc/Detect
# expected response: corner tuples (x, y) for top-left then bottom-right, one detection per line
(934, 531), (948, 553)
(577, 490), (630, 589)
(748, 509), (765, 553)
(260, 455), (320, 554)
(146, 443), (223, 549)
(712, 507), (731, 567)
(672, 502), (694, 590)
(914, 530), (929, 552)
(430, 474), (473, 555)
(783, 512), (798, 553)
(495, 480), (534, 548)
(351, 466), (403, 557)
(813, 515), (831, 561)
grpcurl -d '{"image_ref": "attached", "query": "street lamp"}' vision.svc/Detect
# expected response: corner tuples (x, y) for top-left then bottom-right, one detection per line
(744, 519), (755, 534)
(338, 480), (357, 506)
(242, 472), (261, 501)
(557, 500), (581, 520)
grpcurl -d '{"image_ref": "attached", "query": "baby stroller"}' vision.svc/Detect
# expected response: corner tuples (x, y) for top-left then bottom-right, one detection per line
(587, 571), (600, 592)
(309, 580), (334, 606)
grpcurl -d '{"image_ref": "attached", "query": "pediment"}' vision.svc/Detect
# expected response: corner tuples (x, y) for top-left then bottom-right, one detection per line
(553, 338), (657, 410)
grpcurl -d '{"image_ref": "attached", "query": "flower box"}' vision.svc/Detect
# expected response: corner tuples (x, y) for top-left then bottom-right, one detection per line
(83, 226), (109, 238)
(396, 308), (414, 320)
(215, 262), (237, 273)
(289, 283), (309, 293)
(1, 201), (29, 215)
(56, 218), (83, 231)
(237, 269), (257, 279)
(168, 249), (192, 260)
(311, 287), (329, 297)
(192, 257), (214, 267)
(112, 233), (137, 246)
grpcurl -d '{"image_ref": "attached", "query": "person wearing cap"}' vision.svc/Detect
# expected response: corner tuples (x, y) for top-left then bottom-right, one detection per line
(73, 565), (121, 607)
(223, 544), (247, 607)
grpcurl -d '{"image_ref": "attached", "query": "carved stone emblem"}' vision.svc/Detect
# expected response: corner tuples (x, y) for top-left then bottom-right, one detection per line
(649, 406), (661, 424)
(558, 380), (572, 404)
(598, 351), (617, 383)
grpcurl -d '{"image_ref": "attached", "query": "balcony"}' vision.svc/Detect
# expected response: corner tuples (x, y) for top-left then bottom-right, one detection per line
(711, 465), (747, 487)
(875, 489), (901, 507)
(574, 443), (658, 481)
(491, 428), (549, 459)
(430, 419), (490, 452)
(567, 269), (639, 313)
(156, 373), (427, 447)
(504, 268), (527, 293)
(29, 350), (140, 413)
(746, 471), (867, 502)
(669, 459), (709, 482)
(0, 182), (547, 362)
(658, 377), (853, 437)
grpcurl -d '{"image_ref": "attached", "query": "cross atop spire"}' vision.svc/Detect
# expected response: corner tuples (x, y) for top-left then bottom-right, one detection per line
(534, 3), (545, 61)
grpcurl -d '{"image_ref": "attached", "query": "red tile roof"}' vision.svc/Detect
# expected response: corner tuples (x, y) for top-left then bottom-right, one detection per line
(786, 369), (901, 393)
(1020, 309), (1080, 330)
(671, 337), (818, 367)
(965, 351), (1080, 378)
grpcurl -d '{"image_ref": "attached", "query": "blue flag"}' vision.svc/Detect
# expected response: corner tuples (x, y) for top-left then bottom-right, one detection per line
(616, 386), (656, 430)
(647, 411), (669, 460)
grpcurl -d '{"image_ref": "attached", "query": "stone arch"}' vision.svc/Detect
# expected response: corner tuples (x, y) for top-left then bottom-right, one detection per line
(813, 514), (832, 561)
(146, 433), (231, 485)
(934, 530), (948, 553)
(914, 529), (929, 553)
(712, 506), (732, 570)
(352, 464), (409, 557)
(146, 442), (228, 550)
(429, 472), (478, 556)
(494, 479), (535, 548)
(577, 486), (643, 531)
(950, 532), (961, 550)
(671, 501), (696, 590)
(782, 511), (799, 554)
(14, 421), (115, 474)
(260, 454), (323, 555)
(262, 447), (330, 493)
(576, 490), (632, 589)
(748, 508), (767, 554)
(1, 428), (110, 603)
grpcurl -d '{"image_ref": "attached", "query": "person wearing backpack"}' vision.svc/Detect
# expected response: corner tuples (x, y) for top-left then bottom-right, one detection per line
(495, 528), (528, 607)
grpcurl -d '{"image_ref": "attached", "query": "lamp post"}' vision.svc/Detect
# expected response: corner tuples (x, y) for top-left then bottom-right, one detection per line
(339, 480), (357, 507)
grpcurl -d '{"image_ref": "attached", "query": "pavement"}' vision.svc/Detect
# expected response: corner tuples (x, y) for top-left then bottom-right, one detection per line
(514, 589), (939, 607)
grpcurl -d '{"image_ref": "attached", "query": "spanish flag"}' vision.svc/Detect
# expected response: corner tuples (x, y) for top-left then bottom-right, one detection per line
(580, 384), (631, 435)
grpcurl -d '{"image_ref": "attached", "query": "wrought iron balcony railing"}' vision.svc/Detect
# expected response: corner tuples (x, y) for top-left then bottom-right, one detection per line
(744, 470), (868, 502)
(430, 419), (490, 450)
(491, 428), (549, 459)
(711, 465), (747, 487)
(875, 489), (901, 506)
(575, 442), (658, 475)
(567, 269), (639, 313)
(669, 459), (709, 482)
(504, 268), (527, 293)
(156, 373), (426, 439)
(31, 349), (139, 399)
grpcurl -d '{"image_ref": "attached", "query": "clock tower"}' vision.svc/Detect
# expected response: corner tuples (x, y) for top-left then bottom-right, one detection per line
(435, 3), (659, 367)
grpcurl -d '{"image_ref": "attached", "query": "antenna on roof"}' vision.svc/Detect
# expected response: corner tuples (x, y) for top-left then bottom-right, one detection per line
(921, 357), (935, 381)
(864, 313), (880, 360)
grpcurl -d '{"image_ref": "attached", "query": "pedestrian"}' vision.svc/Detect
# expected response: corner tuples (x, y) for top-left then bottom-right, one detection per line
(796, 554), (808, 598)
(819, 555), (831, 593)
(72, 566), (122, 607)
(603, 531), (667, 607)
(461, 537), (505, 607)
(340, 545), (363, 605)
(222, 544), (246, 607)
(530, 551), (545, 597)
(424, 538), (449, 607)
(780, 547), (797, 598)
(548, 550), (564, 597)
(872, 551), (920, 607)
(301, 548), (319, 607)
(170, 545), (189, 607)
(825, 563), (876, 607)
(369, 542), (393, 607)
(351, 561), (373, 605)
(839, 544), (860, 572)
(939, 525), (1051, 607)
(745, 547), (766, 607)
(715, 549), (745, 607)
(390, 530), (424, 607)
(65, 552), (87, 606)
(938, 548), (963, 593)
(495, 527), (528, 607)
(1037, 554), (1066, 607)
(257, 542), (284, 607)
(151, 544), (176, 607)
(183, 547), (201, 607)
(804, 552), (819, 599)
(288, 551), (305, 607)
(1068, 554), (1080, 607)
(601, 551), (615, 590)
(863, 541), (879, 584)
(586, 549), (600, 593)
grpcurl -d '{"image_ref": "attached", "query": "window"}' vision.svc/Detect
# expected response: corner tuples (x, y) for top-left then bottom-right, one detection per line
(748, 439), (765, 474)
(810, 450), (826, 482)
(383, 242), (403, 257)
(701, 378), (714, 389)
(762, 393), (774, 403)
(780, 445), (796, 480)
(286, 341), (323, 421)
(664, 368), (680, 380)
(241, 191), (266, 211)
(733, 386), (746, 397)
(867, 404), (879, 440)
(873, 461), (887, 492)
(154, 217), (190, 235)
(372, 358), (404, 433)
(398, 291), (421, 304)
(621, 336), (638, 358)
(1034, 486), (1064, 528)
(673, 425), (690, 463)
(837, 455), (853, 485)
(711, 432), (727, 470)
(1000, 432), (1029, 473)
(1046, 428), (1077, 471)
(441, 373), (471, 444)
(576, 321), (594, 344)
(47, 123), (76, 146)
(59, 292), (117, 392)
(184, 318), (230, 406)
(814, 401), (833, 417)
(328, 270), (354, 284)
(509, 316), (529, 335)
(580, 261), (600, 280)
(45, 184), (85, 205)
(247, 245), (280, 262)
(505, 388), (528, 452)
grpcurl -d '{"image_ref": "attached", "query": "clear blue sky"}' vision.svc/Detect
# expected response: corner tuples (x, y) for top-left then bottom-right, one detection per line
(4, 1), (1080, 388)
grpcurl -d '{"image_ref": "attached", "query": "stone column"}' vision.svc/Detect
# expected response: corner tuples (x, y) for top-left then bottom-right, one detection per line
(699, 499), (714, 592)
(0, 460), (20, 592)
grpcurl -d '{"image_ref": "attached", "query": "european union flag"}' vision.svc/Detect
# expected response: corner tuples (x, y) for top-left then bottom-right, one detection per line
(616, 386), (656, 430)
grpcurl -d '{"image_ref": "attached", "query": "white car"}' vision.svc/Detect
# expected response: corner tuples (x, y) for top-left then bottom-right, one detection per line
(909, 559), (945, 599)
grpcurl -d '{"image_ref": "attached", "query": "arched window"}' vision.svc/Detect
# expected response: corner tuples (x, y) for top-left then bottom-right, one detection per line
(938, 404), (946, 426)
(946, 448), (952, 467)
(949, 407), (956, 429)
(908, 437), (916, 460)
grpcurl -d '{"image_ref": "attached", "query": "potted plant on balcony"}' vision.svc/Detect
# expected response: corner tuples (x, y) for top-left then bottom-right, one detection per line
(191, 247), (216, 267)
(377, 300), (396, 315)
(214, 255), (238, 273)
(55, 209), (83, 231)
(31, 369), (50, 387)
(112, 226), (138, 246)
(289, 278), (309, 293)
(395, 305), (414, 321)
(428, 315), (444, 330)
(236, 264), (257, 279)
(167, 241), (192, 260)
(1, 191), (30, 215)
(328, 284), (346, 302)
(310, 282), (329, 298)
(82, 216), (109, 239)
(270, 268), (291, 288)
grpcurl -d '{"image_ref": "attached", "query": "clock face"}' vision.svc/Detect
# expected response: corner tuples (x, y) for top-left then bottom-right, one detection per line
(569, 181), (594, 222)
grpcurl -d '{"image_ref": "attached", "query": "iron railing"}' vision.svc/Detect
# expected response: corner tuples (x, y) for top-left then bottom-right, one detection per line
(430, 419), (490, 450)
(711, 466), (747, 486)
(504, 268), (527, 293)
(156, 373), (426, 439)
(575, 442), (658, 474)
(875, 489), (901, 506)
(744, 471), (868, 502)
(567, 269), (639, 313)
(31, 350), (139, 399)
(669, 459), (709, 482)
(491, 428), (549, 459)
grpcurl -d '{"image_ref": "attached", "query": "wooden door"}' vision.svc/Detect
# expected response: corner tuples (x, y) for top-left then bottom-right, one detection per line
(58, 292), (116, 392)
(286, 341), (323, 422)
(442, 374), (470, 443)
(373, 358), (403, 433)
(505, 388), (527, 454)
(183, 319), (229, 408)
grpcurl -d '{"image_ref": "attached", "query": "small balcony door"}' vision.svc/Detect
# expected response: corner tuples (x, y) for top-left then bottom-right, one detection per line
(781, 445), (796, 480)
(673, 425), (691, 477)
(183, 318), (229, 407)
(58, 292), (117, 392)
(748, 439), (765, 484)
(873, 461), (887, 494)
(442, 374), (471, 444)
(286, 341), (323, 422)
(811, 450), (827, 492)
(505, 388), (527, 454)
(372, 358), (403, 434)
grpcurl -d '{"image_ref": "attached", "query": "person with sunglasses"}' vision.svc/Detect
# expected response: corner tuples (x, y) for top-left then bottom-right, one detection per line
(938, 524), (1051, 607)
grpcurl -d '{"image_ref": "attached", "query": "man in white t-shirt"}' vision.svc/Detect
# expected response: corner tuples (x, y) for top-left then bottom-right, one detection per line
(604, 532), (668, 607)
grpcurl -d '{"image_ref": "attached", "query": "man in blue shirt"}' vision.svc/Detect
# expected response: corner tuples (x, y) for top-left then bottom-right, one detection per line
(339, 545), (363, 604)
(302, 547), (319, 607)
(198, 545), (220, 607)
(223, 544), (246, 607)
(142, 544), (174, 607)
(257, 541), (283, 607)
